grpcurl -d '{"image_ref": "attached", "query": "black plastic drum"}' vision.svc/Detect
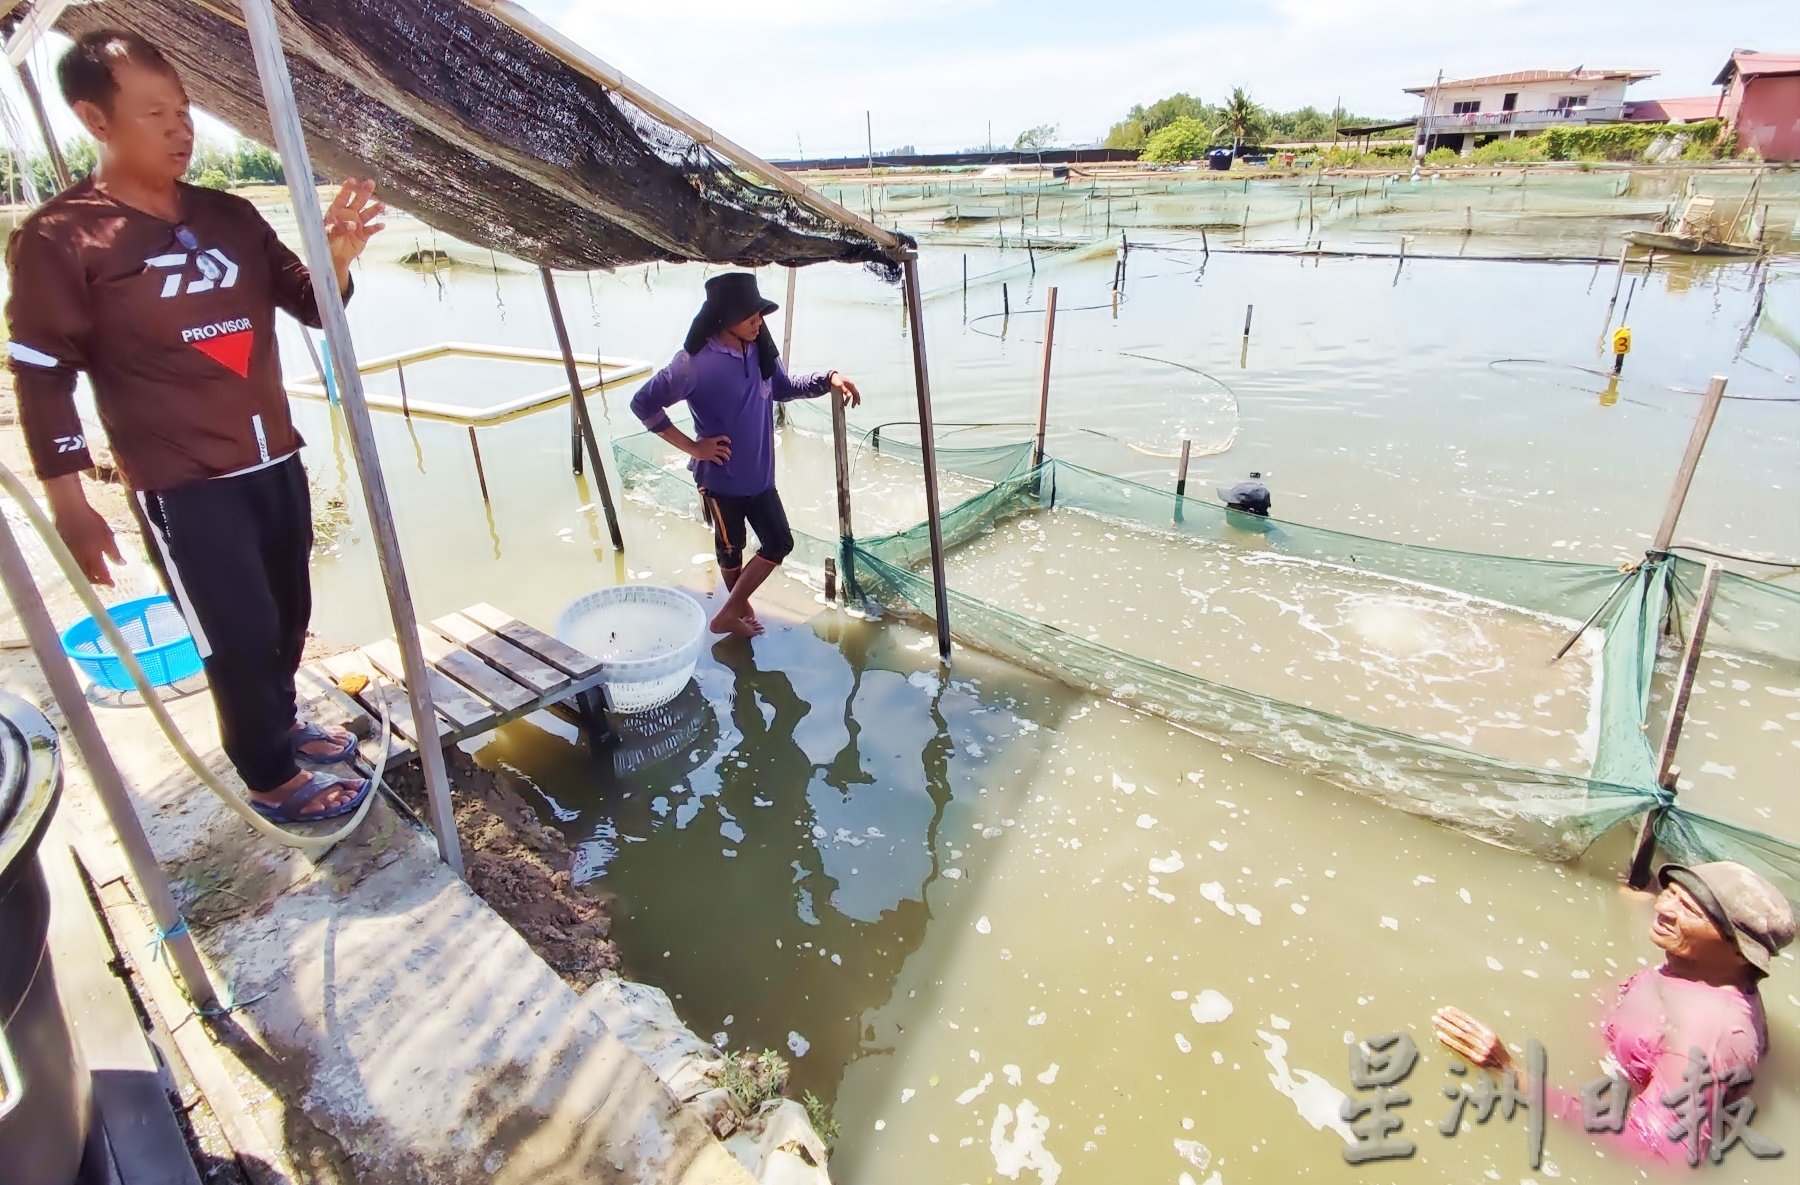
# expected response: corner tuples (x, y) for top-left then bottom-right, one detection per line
(0, 689), (91, 1185)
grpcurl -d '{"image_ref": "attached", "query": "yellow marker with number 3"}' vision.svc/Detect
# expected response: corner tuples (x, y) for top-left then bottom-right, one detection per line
(1612, 327), (1632, 356)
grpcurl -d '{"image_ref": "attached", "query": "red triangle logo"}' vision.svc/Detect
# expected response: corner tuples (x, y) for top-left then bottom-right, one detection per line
(192, 329), (254, 378)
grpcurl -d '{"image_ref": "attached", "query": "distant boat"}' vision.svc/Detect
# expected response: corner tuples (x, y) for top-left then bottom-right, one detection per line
(1628, 186), (1765, 257)
(1624, 230), (1761, 256)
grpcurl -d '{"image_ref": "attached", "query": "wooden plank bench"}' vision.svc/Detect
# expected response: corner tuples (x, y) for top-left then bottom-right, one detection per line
(301, 603), (607, 772)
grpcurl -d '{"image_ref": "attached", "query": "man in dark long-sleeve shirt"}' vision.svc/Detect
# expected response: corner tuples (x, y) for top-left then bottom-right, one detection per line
(631, 272), (859, 636)
(5, 31), (384, 823)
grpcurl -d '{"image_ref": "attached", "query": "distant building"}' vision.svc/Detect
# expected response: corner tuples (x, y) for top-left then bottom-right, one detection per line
(1626, 50), (1800, 161)
(1405, 68), (1658, 155)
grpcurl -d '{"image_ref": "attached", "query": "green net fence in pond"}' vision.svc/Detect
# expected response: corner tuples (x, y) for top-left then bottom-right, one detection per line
(612, 420), (1800, 905)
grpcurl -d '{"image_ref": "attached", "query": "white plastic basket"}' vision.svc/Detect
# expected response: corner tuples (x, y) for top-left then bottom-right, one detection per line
(554, 585), (706, 714)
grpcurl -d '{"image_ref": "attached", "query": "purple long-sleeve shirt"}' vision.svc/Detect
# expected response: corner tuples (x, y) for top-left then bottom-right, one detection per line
(630, 337), (832, 497)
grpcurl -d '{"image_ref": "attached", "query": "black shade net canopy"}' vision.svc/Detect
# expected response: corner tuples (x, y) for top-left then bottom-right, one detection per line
(36, 0), (910, 277)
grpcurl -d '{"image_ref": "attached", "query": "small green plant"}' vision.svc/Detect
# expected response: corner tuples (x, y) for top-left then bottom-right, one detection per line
(1423, 147), (1460, 166)
(803, 1090), (841, 1152)
(714, 1049), (788, 1112)
(193, 166), (232, 190)
(1469, 137), (1545, 164)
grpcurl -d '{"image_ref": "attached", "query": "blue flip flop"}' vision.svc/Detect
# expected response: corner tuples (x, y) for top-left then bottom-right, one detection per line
(250, 772), (371, 824)
(293, 721), (358, 765)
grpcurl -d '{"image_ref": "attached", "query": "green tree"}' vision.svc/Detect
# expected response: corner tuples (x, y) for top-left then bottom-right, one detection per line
(1014, 124), (1057, 151)
(1215, 87), (1269, 155)
(193, 167), (232, 190)
(232, 141), (283, 183)
(1142, 116), (1212, 163)
(1105, 117), (1148, 150)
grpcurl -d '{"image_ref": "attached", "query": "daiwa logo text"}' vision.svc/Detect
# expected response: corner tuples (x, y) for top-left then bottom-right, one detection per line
(145, 247), (239, 298)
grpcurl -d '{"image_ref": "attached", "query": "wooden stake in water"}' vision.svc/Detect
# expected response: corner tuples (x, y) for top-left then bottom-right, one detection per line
(776, 266), (797, 426)
(1652, 376), (1727, 553)
(1243, 303), (1254, 338)
(540, 267), (625, 550)
(1175, 438), (1192, 498)
(1002, 281), (1010, 319)
(468, 426), (491, 504)
(1606, 245), (1628, 313)
(397, 361), (412, 419)
(1626, 561), (1723, 888)
(1034, 286), (1060, 468)
(831, 378), (854, 598)
(900, 255), (954, 663)
(1201, 226), (1210, 258)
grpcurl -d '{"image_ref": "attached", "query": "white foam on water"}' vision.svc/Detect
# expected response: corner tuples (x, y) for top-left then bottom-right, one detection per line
(787, 1031), (810, 1057)
(1199, 882), (1236, 917)
(1150, 852), (1186, 874)
(1257, 1030), (1355, 1145)
(977, 916), (993, 935)
(1112, 772), (1137, 795)
(1175, 1032), (1193, 1053)
(1005, 1064), (1023, 1086)
(1380, 916), (1400, 931)
(901, 1088), (915, 1103)
(1027, 1011), (1048, 1026)
(1486, 956), (1505, 972)
(1037, 1064), (1060, 1084)
(1136, 813), (1159, 830)
(990, 1101), (1061, 1185)
(957, 1073), (994, 1105)
(1174, 1138), (1212, 1170)
(1190, 990), (1233, 1023)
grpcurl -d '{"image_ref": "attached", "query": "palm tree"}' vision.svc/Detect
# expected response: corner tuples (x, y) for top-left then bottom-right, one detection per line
(1215, 87), (1266, 158)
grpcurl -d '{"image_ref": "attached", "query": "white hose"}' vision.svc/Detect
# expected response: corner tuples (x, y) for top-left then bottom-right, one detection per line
(0, 459), (388, 853)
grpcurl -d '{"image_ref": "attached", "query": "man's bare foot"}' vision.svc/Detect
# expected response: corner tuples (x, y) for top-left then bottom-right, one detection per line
(251, 769), (363, 816)
(710, 607), (765, 638)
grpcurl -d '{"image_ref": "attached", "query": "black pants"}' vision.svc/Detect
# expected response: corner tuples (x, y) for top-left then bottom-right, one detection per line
(702, 487), (795, 570)
(136, 457), (313, 794)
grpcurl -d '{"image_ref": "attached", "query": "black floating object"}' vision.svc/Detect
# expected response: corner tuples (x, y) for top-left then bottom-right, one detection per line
(1218, 472), (1272, 516)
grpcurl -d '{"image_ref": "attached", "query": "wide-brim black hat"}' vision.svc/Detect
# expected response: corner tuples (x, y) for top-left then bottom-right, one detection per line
(684, 272), (779, 355)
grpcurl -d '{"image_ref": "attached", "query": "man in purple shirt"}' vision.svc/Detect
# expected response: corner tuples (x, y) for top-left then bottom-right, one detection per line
(631, 272), (860, 637)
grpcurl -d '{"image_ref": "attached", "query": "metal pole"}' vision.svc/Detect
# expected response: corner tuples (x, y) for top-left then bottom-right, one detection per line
(1606, 245), (1628, 313)
(1627, 561), (1723, 888)
(240, 0), (462, 874)
(16, 61), (69, 191)
(1242, 303), (1254, 339)
(1651, 376), (1727, 553)
(830, 385), (854, 601)
(901, 255), (952, 663)
(1175, 439), (1192, 499)
(1034, 286), (1059, 467)
(539, 267), (625, 551)
(0, 519), (217, 1008)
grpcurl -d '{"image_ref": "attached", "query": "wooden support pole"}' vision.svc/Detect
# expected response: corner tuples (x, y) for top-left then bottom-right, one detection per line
(16, 60), (69, 192)
(901, 256), (953, 663)
(540, 267), (625, 551)
(830, 379), (854, 601)
(396, 361), (412, 419)
(1034, 286), (1059, 468)
(242, 0), (462, 874)
(1607, 245), (1628, 312)
(1242, 302), (1254, 339)
(1002, 281), (1010, 319)
(823, 556), (837, 603)
(1200, 227), (1209, 259)
(1627, 561), (1723, 888)
(0, 518), (217, 1008)
(1175, 438), (1192, 499)
(1651, 376), (1727, 553)
(777, 265), (797, 427)
(468, 427), (491, 504)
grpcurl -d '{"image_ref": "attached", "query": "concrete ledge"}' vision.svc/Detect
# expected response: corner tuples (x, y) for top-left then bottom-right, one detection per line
(2, 641), (758, 1185)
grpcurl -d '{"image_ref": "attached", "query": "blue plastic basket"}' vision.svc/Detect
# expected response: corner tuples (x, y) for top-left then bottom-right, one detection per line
(60, 595), (203, 692)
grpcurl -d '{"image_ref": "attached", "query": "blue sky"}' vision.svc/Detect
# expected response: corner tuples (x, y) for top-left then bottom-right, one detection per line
(538, 0), (1789, 155)
(1, 1), (1788, 160)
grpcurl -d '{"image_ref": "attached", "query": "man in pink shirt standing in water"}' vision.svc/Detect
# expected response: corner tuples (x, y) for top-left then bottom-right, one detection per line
(1435, 860), (1793, 1164)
